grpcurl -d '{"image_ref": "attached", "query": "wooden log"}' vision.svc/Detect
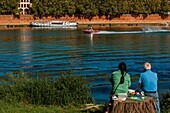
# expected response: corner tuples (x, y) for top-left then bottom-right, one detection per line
(106, 96), (156, 113)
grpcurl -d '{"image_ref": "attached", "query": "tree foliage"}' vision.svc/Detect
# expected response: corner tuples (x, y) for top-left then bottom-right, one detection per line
(0, 0), (170, 19)
(0, 0), (19, 14)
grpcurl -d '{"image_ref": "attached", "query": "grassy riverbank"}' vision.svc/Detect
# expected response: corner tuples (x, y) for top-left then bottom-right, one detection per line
(1, 99), (102, 113)
(0, 99), (107, 113)
(0, 71), (106, 113)
(0, 100), (80, 113)
(0, 71), (169, 113)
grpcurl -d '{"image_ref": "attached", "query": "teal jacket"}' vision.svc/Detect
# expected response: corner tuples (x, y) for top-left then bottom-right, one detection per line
(110, 70), (131, 95)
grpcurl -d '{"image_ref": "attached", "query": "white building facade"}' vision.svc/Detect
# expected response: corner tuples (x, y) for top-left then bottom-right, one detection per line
(18, 0), (33, 15)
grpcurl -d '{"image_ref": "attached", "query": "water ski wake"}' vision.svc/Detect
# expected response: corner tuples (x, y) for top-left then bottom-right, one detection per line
(142, 27), (170, 33)
(94, 31), (143, 34)
(92, 27), (170, 35)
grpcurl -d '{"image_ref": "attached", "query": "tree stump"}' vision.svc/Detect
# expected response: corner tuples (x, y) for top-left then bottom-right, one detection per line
(106, 96), (156, 113)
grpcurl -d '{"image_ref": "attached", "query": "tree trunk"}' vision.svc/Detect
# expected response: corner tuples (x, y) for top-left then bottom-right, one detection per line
(106, 96), (156, 113)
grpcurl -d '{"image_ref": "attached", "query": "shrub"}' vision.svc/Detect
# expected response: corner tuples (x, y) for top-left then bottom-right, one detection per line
(0, 71), (94, 106)
(160, 91), (170, 113)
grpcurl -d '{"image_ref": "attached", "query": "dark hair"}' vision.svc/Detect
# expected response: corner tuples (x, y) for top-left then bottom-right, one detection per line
(118, 62), (127, 84)
(118, 62), (127, 75)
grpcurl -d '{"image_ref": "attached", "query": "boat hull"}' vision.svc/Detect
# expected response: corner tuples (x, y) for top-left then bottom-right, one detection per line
(30, 21), (78, 27)
(83, 30), (99, 34)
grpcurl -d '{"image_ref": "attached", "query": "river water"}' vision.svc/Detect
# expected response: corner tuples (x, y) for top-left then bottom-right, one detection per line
(0, 26), (170, 103)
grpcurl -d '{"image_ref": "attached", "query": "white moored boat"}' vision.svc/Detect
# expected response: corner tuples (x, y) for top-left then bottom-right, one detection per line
(30, 21), (78, 27)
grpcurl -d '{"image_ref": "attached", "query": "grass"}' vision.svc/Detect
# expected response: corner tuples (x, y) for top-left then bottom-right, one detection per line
(0, 99), (108, 113)
(0, 71), (95, 113)
(0, 71), (94, 106)
(0, 100), (82, 113)
(0, 71), (169, 113)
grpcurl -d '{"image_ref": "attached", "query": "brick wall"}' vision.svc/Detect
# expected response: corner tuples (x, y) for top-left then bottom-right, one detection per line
(0, 14), (170, 25)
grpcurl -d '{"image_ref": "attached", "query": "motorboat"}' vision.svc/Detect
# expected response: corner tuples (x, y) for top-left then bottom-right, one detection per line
(30, 21), (78, 27)
(83, 27), (99, 33)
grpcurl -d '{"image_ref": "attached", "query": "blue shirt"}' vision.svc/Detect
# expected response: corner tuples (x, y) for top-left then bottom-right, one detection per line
(139, 70), (158, 91)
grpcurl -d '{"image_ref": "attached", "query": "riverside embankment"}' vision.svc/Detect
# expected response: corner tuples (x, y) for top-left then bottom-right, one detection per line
(0, 14), (170, 27)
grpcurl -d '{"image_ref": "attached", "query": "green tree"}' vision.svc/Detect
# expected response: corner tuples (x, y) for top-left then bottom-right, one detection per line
(142, 0), (152, 14)
(54, 0), (64, 17)
(161, 0), (170, 14)
(83, 0), (98, 19)
(129, 0), (143, 15)
(26, 0), (170, 19)
(150, 0), (161, 14)
(119, 0), (129, 14)
(62, 0), (76, 17)
(99, 0), (118, 19)
(0, 0), (19, 15)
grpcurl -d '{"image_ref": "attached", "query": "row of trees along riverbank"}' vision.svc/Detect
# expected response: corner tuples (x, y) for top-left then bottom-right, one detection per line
(0, 0), (170, 19)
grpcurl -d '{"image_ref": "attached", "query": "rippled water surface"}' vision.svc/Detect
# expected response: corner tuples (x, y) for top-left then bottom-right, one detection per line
(0, 27), (170, 103)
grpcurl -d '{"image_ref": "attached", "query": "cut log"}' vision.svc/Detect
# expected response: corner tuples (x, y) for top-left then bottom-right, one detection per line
(106, 96), (156, 113)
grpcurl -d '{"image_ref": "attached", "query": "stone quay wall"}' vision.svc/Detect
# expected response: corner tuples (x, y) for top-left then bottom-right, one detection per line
(0, 14), (170, 25)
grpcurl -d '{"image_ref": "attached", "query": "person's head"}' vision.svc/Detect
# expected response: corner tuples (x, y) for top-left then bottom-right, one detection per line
(118, 62), (127, 72)
(144, 62), (151, 70)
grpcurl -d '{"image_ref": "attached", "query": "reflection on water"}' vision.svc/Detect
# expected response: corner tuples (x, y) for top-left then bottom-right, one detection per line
(0, 27), (170, 103)
(19, 29), (33, 68)
(85, 33), (94, 52)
